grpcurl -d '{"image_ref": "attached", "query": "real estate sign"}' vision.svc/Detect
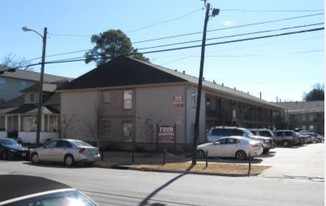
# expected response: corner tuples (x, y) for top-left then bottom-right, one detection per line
(158, 125), (176, 143)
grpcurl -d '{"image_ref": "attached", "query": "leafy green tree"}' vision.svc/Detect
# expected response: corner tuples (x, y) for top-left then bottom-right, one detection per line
(85, 29), (148, 66)
(303, 83), (324, 101)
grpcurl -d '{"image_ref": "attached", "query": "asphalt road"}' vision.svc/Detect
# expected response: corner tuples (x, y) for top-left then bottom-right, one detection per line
(0, 143), (324, 206)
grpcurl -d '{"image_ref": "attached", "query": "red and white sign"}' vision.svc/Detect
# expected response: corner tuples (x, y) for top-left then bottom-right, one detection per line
(173, 95), (183, 107)
(158, 125), (176, 143)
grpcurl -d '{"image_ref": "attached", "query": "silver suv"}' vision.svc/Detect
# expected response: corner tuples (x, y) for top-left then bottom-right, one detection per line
(249, 128), (277, 146)
(206, 126), (274, 154)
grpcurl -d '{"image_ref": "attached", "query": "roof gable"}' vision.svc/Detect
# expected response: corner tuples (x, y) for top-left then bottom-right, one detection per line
(59, 56), (187, 90)
(0, 69), (72, 83)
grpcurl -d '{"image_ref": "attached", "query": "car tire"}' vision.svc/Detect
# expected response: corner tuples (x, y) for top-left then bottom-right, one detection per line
(235, 150), (247, 161)
(197, 150), (206, 159)
(263, 148), (269, 154)
(282, 140), (290, 147)
(31, 153), (40, 164)
(64, 155), (74, 166)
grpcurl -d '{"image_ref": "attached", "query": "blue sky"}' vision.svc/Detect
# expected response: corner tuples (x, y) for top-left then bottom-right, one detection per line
(1, 0), (324, 102)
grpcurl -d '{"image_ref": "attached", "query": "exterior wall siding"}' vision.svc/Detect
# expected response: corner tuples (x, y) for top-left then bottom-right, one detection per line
(135, 85), (187, 144)
(60, 90), (100, 141)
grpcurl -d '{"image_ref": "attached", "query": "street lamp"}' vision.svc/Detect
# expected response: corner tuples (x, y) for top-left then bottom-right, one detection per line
(22, 26), (47, 145)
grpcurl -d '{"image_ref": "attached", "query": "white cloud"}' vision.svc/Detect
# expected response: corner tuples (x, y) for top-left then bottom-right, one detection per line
(223, 20), (235, 27)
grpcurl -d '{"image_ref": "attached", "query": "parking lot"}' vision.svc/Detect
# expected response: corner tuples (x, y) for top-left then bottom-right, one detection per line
(259, 143), (324, 179)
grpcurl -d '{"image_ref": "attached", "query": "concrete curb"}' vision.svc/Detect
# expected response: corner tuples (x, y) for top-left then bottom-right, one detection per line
(95, 162), (261, 177)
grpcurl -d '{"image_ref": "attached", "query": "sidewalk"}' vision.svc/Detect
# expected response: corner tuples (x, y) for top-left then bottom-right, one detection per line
(95, 151), (190, 168)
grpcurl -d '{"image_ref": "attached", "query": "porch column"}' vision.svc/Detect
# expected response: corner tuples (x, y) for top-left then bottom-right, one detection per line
(41, 113), (45, 132)
(18, 114), (21, 131)
(4, 115), (7, 131)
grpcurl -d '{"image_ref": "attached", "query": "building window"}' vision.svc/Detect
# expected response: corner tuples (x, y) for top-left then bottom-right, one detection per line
(123, 122), (133, 142)
(102, 91), (112, 103)
(101, 120), (111, 135)
(123, 90), (132, 109)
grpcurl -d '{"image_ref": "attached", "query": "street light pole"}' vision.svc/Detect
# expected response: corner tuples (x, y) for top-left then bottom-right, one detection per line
(192, 2), (219, 165)
(22, 27), (47, 145)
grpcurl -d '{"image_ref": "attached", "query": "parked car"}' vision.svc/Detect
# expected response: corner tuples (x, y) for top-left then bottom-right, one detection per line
(249, 128), (275, 139)
(295, 132), (311, 144)
(0, 174), (98, 205)
(249, 128), (277, 146)
(294, 133), (305, 145)
(206, 126), (274, 154)
(197, 136), (263, 160)
(316, 133), (324, 142)
(300, 131), (323, 143)
(30, 139), (101, 166)
(0, 137), (30, 160)
(273, 130), (300, 147)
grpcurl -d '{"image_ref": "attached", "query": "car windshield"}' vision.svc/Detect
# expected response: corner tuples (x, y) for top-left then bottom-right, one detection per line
(72, 140), (92, 147)
(6, 190), (97, 206)
(243, 129), (254, 137)
(0, 139), (18, 146)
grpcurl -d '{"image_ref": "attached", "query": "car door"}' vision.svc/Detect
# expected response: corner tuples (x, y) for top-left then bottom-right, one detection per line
(53, 140), (72, 162)
(274, 131), (283, 143)
(207, 138), (228, 157)
(224, 138), (241, 157)
(38, 141), (58, 161)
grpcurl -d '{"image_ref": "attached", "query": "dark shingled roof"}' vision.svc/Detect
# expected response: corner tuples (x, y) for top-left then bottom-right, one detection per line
(57, 56), (283, 109)
(59, 56), (187, 90)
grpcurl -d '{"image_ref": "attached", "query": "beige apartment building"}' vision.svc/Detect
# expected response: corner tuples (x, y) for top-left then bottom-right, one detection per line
(277, 101), (324, 134)
(58, 56), (285, 151)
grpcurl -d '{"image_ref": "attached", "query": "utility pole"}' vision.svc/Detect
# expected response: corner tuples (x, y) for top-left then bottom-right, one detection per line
(192, 2), (219, 165)
(22, 27), (47, 145)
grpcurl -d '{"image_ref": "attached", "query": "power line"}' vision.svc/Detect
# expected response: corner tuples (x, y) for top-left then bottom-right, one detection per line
(27, 13), (323, 63)
(48, 8), (202, 37)
(126, 9), (202, 33)
(222, 9), (324, 13)
(140, 27), (324, 54)
(132, 12), (323, 44)
(24, 26), (323, 68)
(138, 22), (324, 51)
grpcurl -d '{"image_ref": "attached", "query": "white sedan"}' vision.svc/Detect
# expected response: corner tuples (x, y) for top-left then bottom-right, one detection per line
(30, 139), (101, 166)
(197, 136), (263, 160)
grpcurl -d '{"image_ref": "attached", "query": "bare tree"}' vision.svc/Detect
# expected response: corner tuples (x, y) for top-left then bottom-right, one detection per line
(82, 102), (104, 147)
(136, 114), (162, 143)
(59, 114), (77, 139)
(1, 54), (30, 69)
